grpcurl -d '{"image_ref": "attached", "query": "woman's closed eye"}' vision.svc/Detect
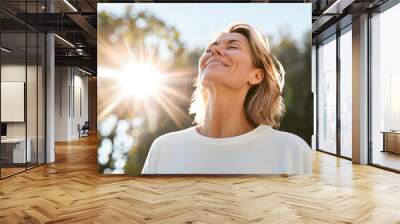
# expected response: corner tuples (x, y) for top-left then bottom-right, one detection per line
(227, 45), (239, 50)
(205, 45), (239, 53)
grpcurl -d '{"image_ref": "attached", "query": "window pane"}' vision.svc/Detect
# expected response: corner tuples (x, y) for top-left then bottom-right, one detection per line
(38, 32), (45, 165)
(340, 29), (352, 158)
(27, 31), (38, 169)
(26, 0), (39, 169)
(371, 3), (400, 171)
(318, 36), (337, 154)
(1, 30), (27, 177)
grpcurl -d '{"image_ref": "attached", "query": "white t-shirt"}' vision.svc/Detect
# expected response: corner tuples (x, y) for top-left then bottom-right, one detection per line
(141, 125), (312, 175)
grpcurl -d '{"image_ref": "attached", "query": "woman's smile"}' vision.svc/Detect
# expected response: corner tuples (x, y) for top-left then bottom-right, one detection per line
(204, 58), (229, 69)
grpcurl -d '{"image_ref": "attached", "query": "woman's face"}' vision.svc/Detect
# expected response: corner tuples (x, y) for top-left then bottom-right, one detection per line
(199, 32), (262, 92)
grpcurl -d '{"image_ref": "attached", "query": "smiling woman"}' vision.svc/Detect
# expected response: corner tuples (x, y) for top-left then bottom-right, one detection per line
(141, 23), (312, 175)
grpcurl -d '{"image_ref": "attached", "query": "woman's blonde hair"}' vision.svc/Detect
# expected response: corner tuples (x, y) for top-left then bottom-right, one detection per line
(189, 23), (285, 128)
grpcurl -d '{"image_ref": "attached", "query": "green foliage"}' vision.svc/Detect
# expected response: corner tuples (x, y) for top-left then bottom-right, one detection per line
(273, 31), (313, 145)
(98, 6), (186, 64)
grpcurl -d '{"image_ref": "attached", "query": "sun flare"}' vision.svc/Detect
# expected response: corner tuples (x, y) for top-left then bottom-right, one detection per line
(119, 63), (164, 100)
(97, 34), (195, 127)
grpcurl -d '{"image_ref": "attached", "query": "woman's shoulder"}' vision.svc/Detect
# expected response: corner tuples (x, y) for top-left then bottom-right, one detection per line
(152, 126), (196, 145)
(266, 128), (311, 151)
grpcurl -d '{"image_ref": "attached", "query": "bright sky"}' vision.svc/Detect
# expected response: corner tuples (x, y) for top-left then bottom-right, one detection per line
(98, 3), (311, 51)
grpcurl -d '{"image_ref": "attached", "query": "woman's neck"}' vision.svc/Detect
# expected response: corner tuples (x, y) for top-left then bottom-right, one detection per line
(198, 89), (255, 138)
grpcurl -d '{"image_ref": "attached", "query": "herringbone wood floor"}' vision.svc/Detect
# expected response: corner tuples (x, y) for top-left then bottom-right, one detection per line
(1, 135), (400, 224)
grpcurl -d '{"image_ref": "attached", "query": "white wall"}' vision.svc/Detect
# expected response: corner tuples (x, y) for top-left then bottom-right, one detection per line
(1, 65), (38, 138)
(54, 67), (89, 141)
(1, 66), (25, 129)
(55, 66), (69, 141)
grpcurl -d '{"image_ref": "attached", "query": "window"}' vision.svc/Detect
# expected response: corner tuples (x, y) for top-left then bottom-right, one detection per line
(339, 27), (352, 158)
(317, 35), (337, 154)
(0, 1), (47, 179)
(371, 2), (400, 171)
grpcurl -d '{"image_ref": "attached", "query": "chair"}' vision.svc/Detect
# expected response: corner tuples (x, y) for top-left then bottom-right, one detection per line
(79, 121), (90, 138)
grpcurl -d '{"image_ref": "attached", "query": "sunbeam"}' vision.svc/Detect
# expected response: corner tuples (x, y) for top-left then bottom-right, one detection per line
(98, 35), (195, 127)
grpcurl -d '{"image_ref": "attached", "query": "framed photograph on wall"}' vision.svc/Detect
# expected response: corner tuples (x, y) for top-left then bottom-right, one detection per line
(97, 3), (313, 175)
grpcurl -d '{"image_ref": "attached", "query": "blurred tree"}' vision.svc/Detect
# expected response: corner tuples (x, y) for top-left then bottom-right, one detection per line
(273, 31), (313, 145)
(98, 7), (193, 175)
(98, 6), (186, 68)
